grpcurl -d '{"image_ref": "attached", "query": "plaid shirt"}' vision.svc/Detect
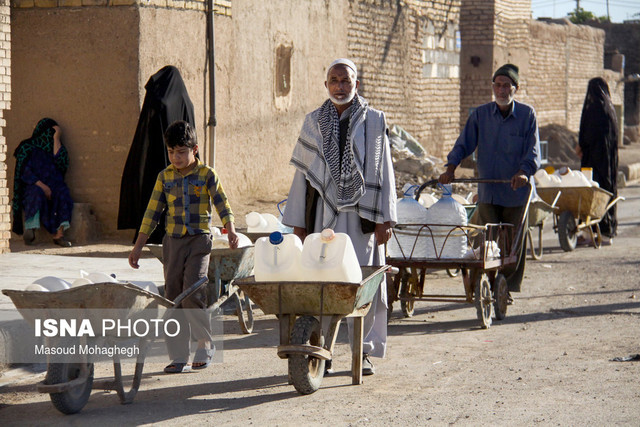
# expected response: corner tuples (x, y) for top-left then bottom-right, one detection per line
(139, 160), (234, 237)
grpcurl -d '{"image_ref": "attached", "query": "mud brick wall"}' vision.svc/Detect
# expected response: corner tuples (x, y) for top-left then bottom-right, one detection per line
(528, 21), (607, 132)
(0, 0), (9, 254)
(348, 0), (462, 159)
(5, 0), (229, 241)
(589, 21), (640, 127)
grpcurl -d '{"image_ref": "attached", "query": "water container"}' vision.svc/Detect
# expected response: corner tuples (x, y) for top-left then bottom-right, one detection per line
(31, 276), (71, 292)
(87, 272), (118, 283)
(561, 170), (591, 187)
(387, 185), (429, 259)
(254, 231), (303, 281)
(424, 184), (468, 259)
(262, 213), (282, 232)
(212, 231), (253, 249)
(300, 229), (362, 283)
(128, 281), (160, 295)
(418, 192), (438, 208)
(26, 283), (50, 292)
(534, 169), (552, 187)
(71, 277), (93, 287)
(277, 199), (295, 234)
(246, 211), (268, 232)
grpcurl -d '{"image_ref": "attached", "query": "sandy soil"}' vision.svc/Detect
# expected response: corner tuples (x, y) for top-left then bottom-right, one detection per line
(1, 184), (639, 426)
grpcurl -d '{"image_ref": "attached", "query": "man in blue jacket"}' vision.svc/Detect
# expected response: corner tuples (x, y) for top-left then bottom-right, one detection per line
(439, 63), (541, 302)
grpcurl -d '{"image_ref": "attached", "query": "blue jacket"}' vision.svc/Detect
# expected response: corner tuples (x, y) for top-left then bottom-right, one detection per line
(447, 100), (541, 207)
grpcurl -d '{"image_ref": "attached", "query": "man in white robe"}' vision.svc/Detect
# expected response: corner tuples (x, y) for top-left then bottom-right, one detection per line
(282, 58), (397, 375)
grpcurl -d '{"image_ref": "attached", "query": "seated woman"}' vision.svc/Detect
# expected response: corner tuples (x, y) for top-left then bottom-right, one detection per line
(12, 118), (74, 247)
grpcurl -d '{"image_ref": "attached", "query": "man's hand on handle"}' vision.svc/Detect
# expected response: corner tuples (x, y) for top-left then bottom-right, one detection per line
(510, 170), (528, 190)
(375, 221), (393, 245)
(438, 164), (456, 185)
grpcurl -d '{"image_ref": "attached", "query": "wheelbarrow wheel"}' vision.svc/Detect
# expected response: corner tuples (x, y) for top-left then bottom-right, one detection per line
(558, 211), (578, 252)
(234, 291), (254, 334)
(45, 362), (94, 415)
(474, 273), (493, 329)
(288, 316), (325, 395)
(399, 270), (415, 318)
(446, 268), (460, 277)
(492, 274), (508, 320)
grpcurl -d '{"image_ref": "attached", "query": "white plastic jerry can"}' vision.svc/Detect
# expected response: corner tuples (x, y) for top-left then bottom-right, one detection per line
(300, 229), (362, 283)
(254, 231), (304, 281)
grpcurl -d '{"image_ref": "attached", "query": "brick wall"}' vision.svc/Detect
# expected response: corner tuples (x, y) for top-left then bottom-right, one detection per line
(528, 20), (607, 132)
(11, 0), (229, 13)
(348, 0), (462, 159)
(0, 0), (9, 254)
(589, 21), (640, 126)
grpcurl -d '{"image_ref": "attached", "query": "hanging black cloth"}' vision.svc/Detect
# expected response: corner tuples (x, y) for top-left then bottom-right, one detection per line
(578, 77), (618, 237)
(117, 66), (196, 243)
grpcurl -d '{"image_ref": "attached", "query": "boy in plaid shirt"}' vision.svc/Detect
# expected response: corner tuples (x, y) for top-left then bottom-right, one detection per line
(129, 120), (238, 373)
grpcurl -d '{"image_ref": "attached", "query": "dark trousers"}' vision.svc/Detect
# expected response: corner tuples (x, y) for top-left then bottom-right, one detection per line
(474, 203), (527, 292)
(162, 233), (213, 362)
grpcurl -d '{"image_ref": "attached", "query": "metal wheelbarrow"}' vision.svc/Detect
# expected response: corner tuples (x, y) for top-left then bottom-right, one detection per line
(2, 278), (207, 414)
(234, 265), (392, 395)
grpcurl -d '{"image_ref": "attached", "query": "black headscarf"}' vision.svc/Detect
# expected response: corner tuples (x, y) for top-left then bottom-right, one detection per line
(117, 66), (196, 243)
(578, 77), (618, 237)
(12, 118), (68, 235)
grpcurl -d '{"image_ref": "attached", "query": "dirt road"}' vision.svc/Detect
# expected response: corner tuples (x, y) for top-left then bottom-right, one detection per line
(1, 184), (639, 426)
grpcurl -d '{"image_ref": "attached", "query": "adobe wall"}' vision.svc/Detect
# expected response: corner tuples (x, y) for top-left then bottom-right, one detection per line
(6, 5), (142, 240)
(528, 20), (624, 133)
(2, 0), (624, 244)
(0, 0), (9, 254)
(588, 21), (640, 128)
(6, 0), (348, 238)
(209, 0), (348, 207)
(348, 0), (462, 159)
(459, 1), (620, 137)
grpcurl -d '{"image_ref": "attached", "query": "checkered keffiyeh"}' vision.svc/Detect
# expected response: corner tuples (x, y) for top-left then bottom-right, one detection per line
(290, 94), (385, 229)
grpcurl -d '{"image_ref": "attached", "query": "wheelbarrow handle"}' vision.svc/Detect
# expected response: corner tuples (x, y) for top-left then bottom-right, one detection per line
(171, 277), (209, 308)
(415, 178), (511, 200)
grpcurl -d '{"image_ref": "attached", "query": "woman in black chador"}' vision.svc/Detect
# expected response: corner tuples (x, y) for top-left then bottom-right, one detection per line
(577, 77), (618, 243)
(117, 66), (196, 243)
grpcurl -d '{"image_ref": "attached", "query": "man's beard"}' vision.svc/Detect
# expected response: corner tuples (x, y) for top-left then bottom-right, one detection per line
(495, 94), (514, 107)
(328, 87), (356, 106)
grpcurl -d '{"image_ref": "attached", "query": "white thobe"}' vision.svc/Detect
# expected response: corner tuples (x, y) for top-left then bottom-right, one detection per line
(283, 169), (390, 358)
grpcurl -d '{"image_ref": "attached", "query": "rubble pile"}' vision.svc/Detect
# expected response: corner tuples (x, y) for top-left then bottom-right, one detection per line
(389, 124), (475, 199)
(539, 124), (580, 170)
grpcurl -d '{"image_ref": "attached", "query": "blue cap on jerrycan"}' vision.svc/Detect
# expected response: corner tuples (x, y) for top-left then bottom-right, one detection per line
(269, 231), (284, 245)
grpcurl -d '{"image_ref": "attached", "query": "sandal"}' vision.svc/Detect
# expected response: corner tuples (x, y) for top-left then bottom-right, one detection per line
(164, 361), (191, 374)
(192, 347), (215, 370)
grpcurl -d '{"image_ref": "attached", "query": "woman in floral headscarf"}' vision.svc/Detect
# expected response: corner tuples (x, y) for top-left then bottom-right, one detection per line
(12, 118), (74, 247)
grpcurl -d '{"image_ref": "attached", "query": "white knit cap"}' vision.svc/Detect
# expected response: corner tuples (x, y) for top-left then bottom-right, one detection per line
(327, 58), (358, 80)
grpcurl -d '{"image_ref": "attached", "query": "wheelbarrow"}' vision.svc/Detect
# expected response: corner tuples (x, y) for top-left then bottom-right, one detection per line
(146, 244), (255, 334)
(536, 186), (625, 251)
(526, 195), (560, 260)
(386, 179), (532, 328)
(234, 265), (392, 395)
(2, 277), (207, 415)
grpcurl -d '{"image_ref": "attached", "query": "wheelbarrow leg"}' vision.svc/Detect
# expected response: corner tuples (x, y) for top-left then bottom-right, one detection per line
(92, 338), (149, 405)
(278, 314), (294, 385)
(352, 315), (364, 385)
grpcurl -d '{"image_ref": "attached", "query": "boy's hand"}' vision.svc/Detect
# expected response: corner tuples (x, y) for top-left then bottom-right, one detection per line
(129, 232), (149, 269)
(129, 246), (142, 269)
(227, 230), (239, 249)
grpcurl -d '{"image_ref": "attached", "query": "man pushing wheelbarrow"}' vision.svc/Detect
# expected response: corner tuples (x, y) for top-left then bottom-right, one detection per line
(439, 63), (542, 304)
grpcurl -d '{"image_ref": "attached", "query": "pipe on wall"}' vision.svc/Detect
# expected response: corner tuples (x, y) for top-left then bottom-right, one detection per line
(206, 0), (216, 168)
